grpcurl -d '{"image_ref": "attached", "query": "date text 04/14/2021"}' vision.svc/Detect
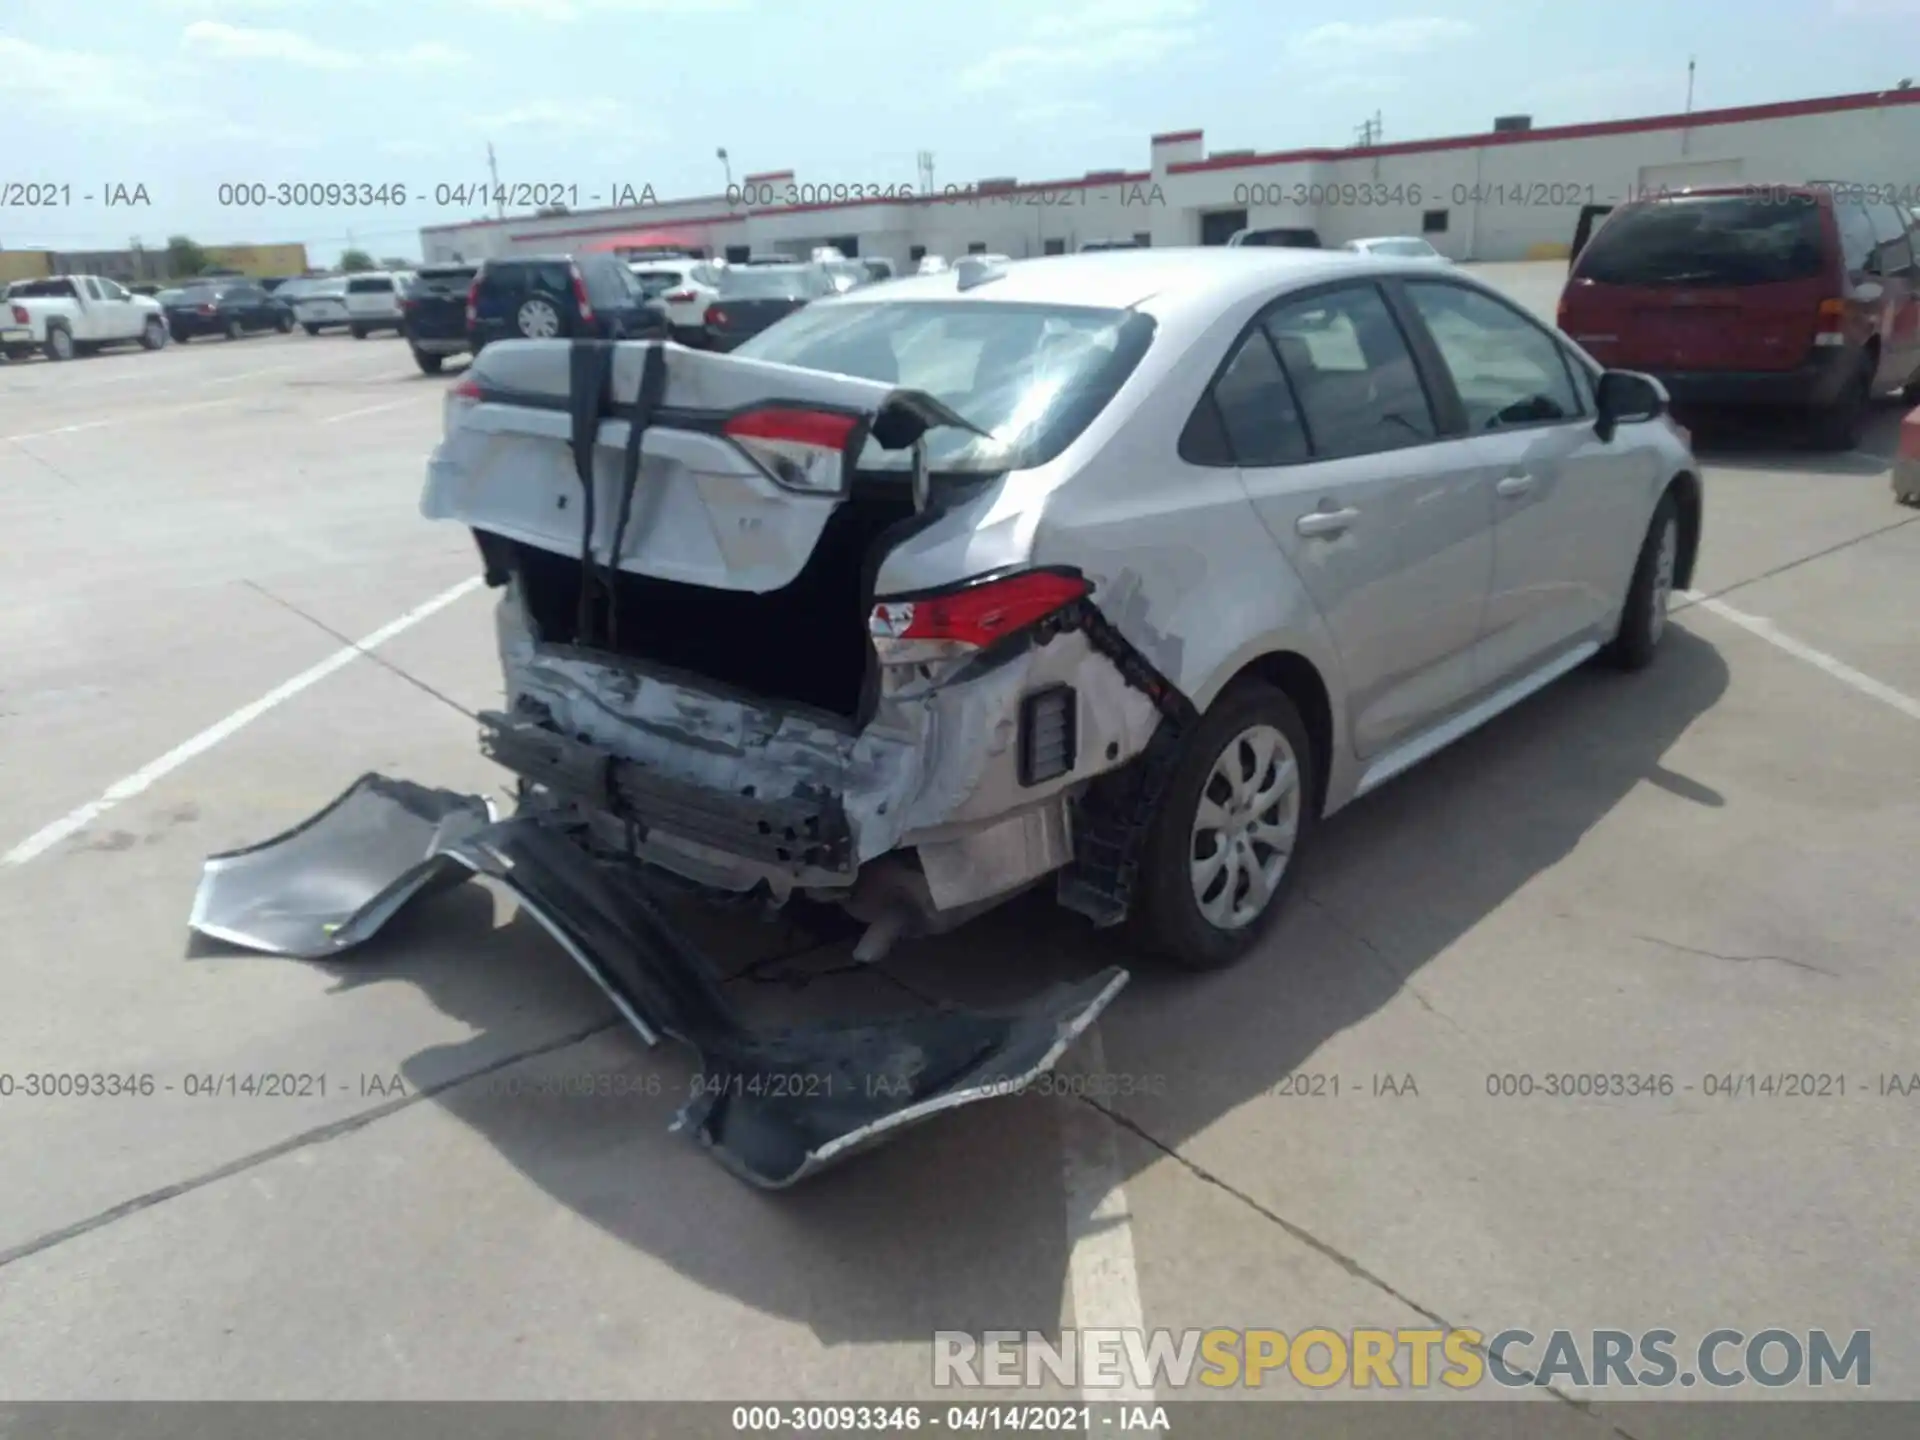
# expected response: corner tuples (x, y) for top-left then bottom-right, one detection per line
(0, 1072), (408, 1100)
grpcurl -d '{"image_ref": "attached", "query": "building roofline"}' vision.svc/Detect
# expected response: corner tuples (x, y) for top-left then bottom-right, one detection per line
(1151, 129), (1203, 145)
(1167, 86), (1920, 175)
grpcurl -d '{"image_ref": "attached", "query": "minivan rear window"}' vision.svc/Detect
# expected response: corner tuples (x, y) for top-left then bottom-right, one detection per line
(1574, 195), (1825, 287)
(347, 276), (394, 293)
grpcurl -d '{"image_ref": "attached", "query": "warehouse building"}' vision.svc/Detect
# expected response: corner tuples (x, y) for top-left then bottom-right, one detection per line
(419, 85), (1920, 270)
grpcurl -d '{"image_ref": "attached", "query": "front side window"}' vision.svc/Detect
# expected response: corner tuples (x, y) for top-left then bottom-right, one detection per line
(1262, 284), (1436, 458)
(1403, 281), (1583, 431)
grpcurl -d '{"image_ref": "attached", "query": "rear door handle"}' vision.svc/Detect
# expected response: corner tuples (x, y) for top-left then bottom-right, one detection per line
(1295, 506), (1359, 537)
(1496, 472), (1535, 497)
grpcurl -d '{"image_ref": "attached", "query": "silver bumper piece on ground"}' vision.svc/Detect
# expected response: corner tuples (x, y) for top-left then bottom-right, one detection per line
(187, 773), (1127, 1189)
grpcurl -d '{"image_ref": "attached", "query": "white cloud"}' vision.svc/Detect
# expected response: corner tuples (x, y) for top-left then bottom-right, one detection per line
(960, 0), (1202, 90)
(388, 41), (470, 68)
(1289, 17), (1472, 65)
(474, 98), (659, 136)
(469, 0), (745, 17)
(0, 36), (194, 123)
(182, 20), (355, 67)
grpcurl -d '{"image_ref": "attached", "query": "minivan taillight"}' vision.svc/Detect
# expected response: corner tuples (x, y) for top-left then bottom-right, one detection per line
(570, 264), (594, 324)
(869, 569), (1093, 652)
(1813, 297), (1847, 347)
(721, 405), (859, 495)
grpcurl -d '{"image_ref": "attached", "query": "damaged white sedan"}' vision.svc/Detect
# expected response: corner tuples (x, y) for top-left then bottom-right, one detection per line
(191, 249), (1701, 1186)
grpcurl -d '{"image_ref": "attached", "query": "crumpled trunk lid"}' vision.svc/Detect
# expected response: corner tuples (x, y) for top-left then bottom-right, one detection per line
(423, 338), (970, 595)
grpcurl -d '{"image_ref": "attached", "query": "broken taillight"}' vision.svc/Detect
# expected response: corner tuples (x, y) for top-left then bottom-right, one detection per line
(721, 405), (860, 495)
(869, 569), (1092, 651)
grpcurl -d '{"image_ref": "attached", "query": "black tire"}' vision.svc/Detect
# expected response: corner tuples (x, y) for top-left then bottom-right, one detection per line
(1126, 679), (1318, 972)
(1809, 354), (1872, 451)
(1602, 491), (1680, 672)
(302, 323), (321, 336)
(412, 347), (444, 374)
(140, 316), (166, 350)
(43, 324), (74, 362)
(171, 329), (190, 344)
(276, 312), (293, 334)
(225, 317), (243, 341)
(350, 325), (368, 340)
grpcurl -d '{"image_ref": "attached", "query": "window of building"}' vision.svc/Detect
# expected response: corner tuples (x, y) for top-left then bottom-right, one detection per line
(1422, 210), (1449, 234)
(909, 244), (927, 262)
(1132, 232), (1152, 247)
(1043, 239), (1066, 256)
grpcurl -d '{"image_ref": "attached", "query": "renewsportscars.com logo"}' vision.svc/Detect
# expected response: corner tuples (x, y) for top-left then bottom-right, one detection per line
(933, 1328), (1872, 1391)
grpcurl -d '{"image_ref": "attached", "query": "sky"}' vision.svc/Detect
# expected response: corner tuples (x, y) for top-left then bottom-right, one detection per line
(2, 0), (1915, 267)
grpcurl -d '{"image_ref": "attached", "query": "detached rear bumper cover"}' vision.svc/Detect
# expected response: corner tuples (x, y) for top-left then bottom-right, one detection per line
(188, 774), (1126, 1189)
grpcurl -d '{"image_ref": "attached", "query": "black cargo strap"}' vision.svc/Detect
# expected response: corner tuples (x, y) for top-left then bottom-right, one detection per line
(567, 338), (616, 644)
(606, 342), (668, 648)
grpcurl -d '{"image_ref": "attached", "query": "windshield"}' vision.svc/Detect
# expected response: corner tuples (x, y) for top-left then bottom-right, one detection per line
(732, 299), (1156, 474)
(719, 268), (826, 299)
(1574, 195), (1825, 286)
(413, 268), (475, 289)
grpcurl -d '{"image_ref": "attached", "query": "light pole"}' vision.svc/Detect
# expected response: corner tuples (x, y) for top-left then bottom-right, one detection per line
(718, 146), (733, 200)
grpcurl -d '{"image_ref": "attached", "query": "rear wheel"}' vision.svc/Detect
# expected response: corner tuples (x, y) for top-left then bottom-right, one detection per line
(1809, 354), (1872, 451)
(224, 317), (243, 341)
(302, 322), (321, 336)
(44, 324), (74, 362)
(1127, 680), (1316, 972)
(350, 324), (368, 340)
(1602, 492), (1680, 672)
(140, 316), (167, 350)
(516, 297), (561, 338)
(275, 311), (293, 334)
(412, 347), (444, 375)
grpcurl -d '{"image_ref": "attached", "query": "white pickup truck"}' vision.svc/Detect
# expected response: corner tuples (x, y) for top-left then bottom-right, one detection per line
(2, 275), (169, 362)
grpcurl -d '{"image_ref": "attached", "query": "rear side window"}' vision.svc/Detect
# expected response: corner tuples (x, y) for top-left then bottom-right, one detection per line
(1403, 281), (1583, 431)
(1575, 196), (1826, 286)
(1263, 284), (1436, 458)
(1196, 329), (1310, 465)
(347, 276), (394, 294)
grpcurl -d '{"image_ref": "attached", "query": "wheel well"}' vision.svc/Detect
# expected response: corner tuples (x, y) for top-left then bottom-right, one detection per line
(1667, 470), (1703, 591)
(1232, 651), (1332, 815)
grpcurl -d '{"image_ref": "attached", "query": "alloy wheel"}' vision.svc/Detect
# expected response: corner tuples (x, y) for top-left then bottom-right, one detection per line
(1188, 723), (1302, 930)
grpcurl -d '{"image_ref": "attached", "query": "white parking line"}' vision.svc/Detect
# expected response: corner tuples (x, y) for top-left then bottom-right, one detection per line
(1058, 1028), (1158, 1434)
(2, 576), (483, 867)
(321, 398), (420, 425)
(1679, 589), (1920, 722)
(3, 397), (239, 443)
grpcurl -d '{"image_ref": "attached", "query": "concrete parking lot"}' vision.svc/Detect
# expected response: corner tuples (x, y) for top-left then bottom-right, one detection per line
(1, 268), (1917, 1430)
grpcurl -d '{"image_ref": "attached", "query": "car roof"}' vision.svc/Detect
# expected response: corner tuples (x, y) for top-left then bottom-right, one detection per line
(828, 246), (1393, 312)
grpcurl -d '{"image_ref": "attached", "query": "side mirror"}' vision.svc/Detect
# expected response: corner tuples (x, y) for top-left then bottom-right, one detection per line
(1594, 369), (1667, 442)
(1855, 279), (1886, 303)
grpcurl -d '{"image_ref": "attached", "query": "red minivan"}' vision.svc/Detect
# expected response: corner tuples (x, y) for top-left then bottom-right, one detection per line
(1558, 185), (1920, 448)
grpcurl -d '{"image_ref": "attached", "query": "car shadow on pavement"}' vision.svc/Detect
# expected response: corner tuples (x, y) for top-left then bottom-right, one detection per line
(300, 624), (1730, 1349)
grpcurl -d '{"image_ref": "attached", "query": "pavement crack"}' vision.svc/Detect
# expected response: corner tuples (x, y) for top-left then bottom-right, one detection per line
(1671, 511), (1918, 612)
(241, 578), (477, 721)
(1083, 1097), (1607, 1419)
(0, 1019), (615, 1273)
(1634, 933), (1834, 976)
(1302, 891), (1466, 1032)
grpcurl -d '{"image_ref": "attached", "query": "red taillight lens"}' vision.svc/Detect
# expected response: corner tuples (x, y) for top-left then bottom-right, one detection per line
(663, 290), (696, 303)
(451, 376), (483, 401)
(199, 303), (217, 315)
(570, 265), (594, 323)
(465, 277), (480, 324)
(1815, 297), (1847, 333)
(869, 570), (1092, 650)
(705, 305), (727, 328)
(721, 405), (860, 494)
(9, 304), (26, 324)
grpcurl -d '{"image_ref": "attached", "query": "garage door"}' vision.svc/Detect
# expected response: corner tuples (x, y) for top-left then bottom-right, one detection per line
(1637, 159), (1745, 191)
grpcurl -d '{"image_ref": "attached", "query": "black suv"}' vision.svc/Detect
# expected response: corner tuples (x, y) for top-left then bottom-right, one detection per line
(466, 253), (667, 351)
(401, 264), (478, 373)
(163, 281), (293, 342)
